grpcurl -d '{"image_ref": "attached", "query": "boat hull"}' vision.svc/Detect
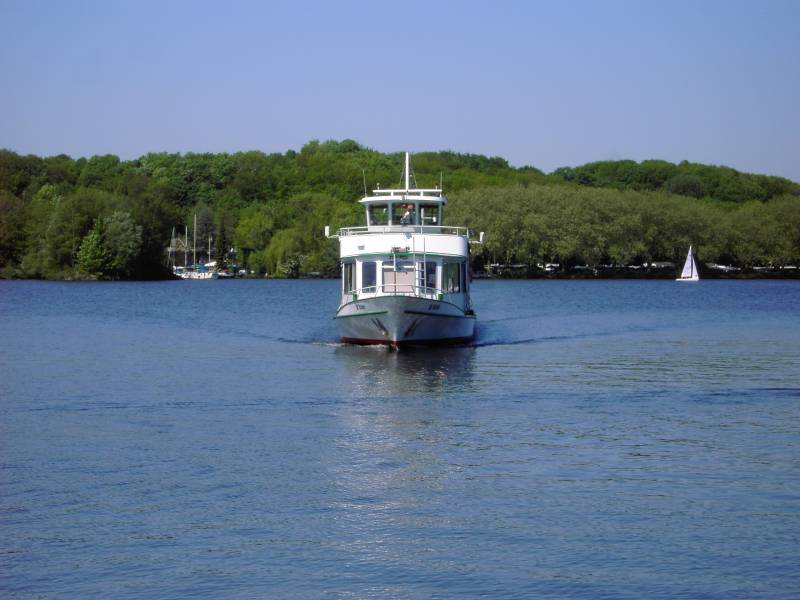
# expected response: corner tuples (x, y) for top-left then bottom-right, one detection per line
(336, 295), (475, 346)
(182, 271), (217, 280)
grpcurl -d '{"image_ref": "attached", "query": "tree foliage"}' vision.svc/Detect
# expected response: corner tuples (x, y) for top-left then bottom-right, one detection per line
(449, 185), (800, 270)
(0, 141), (797, 280)
(76, 211), (142, 279)
(552, 159), (798, 202)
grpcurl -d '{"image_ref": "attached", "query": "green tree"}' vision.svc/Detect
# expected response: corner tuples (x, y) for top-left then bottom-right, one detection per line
(0, 190), (26, 272)
(103, 211), (143, 278)
(76, 222), (108, 278)
(264, 228), (305, 277)
(75, 212), (142, 279)
(77, 154), (122, 190)
(214, 210), (234, 266)
(665, 174), (705, 198)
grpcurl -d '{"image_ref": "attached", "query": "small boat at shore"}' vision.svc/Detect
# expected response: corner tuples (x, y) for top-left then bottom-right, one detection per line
(677, 246), (700, 281)
(177, 261), (218, 280)
(327, 153), (481, 346)
(169, 216), (227, 280)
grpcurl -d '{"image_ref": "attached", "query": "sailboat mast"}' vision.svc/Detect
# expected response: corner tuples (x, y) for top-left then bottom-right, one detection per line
(169, 227), (175, 267)
(193, 214), (197, 266)
(405, 152), (410, 191)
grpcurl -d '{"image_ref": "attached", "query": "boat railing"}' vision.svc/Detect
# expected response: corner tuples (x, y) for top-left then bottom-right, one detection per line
(344, 285), (438, 300)
(338, 225), (468, 237)
(342, 283), (471, 304)
(379, 283), (439, 297)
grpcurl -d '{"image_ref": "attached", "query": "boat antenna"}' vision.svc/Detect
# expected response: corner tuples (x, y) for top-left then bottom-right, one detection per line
(439, 171), (443, 191)
(362, 168), (368, 196)
(405, 152), (410, 191)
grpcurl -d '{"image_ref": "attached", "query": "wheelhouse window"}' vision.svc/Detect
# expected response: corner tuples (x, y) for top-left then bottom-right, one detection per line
(343, 262), (355, 293)
(393, 203), (415, 225)
(367, 204), (389, 226)
(419, 204), (440, 225)
(443, 261), (461, 293)
(361, 261), (377, 292)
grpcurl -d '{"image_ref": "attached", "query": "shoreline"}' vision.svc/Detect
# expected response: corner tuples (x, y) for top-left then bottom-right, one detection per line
(472, 270), (800, 281)
(2, 271), (799, 283)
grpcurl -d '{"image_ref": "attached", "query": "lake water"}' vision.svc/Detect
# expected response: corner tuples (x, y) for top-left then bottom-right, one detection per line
(1, 279), (799, 598)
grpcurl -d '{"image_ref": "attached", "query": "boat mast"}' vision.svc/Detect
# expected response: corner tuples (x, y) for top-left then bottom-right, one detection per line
(405, 152), (410, 191)
(169, 227), (175, 268)
(193, 214), (197, 267)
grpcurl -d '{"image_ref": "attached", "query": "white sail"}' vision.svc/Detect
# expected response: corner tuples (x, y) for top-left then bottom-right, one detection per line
(677, 246), (699, 281)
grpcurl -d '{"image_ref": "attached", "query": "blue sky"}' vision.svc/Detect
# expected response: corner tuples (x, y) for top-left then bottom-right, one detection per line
(1, 0), (798, 180)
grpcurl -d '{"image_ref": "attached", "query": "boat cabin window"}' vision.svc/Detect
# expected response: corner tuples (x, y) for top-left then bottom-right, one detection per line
(419, 204), (440, 225)
(393, 203), (415, 225)
(343, 262), (355, 293)
(361, 261), (377, 292)
(417, 261), (437, 292)
(382, 260), (415, 293)
(443, 261), (461, 293)
(367, 204), (389, 226)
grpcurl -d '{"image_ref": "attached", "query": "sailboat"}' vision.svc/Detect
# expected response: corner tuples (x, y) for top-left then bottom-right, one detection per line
(174, 214), (218, 279)
(676, 246), (700, 282)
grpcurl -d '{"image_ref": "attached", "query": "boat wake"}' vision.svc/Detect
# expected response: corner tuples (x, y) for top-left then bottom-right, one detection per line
(472, 324), (662, 348)
(243, 321), (665, 350)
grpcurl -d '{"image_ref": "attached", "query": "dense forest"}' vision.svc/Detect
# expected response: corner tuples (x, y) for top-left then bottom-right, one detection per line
(0, 139), (798, 280)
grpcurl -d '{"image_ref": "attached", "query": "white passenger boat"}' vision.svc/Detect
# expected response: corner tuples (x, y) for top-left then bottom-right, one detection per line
(327, 153), (481, 346)
(676, 246), (700, 282)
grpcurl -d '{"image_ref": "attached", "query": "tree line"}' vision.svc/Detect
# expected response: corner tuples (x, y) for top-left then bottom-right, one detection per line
(449, 185), (800, 273)
(0, 139), (798, 279)
(551, 159), (798, 203)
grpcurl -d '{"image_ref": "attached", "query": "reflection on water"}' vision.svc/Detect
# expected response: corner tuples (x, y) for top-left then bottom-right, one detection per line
(324, 347), (484, 584)
(334, 345), (478, 398)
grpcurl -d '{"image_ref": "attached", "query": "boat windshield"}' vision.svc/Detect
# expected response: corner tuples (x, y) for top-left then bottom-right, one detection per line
(367, 204), (389, 226)
(393, 203), (415, 225)
(419, 203), (439, 225)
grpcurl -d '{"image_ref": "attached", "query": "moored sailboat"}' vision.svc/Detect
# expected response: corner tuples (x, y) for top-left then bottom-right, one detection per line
(169, 214), (221, 279)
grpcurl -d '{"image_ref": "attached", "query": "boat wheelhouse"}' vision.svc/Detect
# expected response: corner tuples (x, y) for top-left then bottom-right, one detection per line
(327, 153), (480, 346)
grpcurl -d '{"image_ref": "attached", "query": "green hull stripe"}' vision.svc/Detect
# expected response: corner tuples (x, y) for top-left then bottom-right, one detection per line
(337, 297), (472, 314)
(404, 310), (474, 319)
(335, 310), (389, 319)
